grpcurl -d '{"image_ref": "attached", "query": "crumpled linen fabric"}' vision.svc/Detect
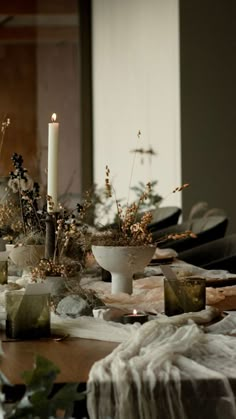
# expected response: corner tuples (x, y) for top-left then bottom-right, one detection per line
(50, 312), (140, 342)
(87, 310), (236, 419)
(81, 274), (236, 312)
(50, 307), (218, 343)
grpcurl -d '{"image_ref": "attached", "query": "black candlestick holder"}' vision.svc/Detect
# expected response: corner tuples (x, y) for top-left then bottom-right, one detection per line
(45, 213), (57, 259)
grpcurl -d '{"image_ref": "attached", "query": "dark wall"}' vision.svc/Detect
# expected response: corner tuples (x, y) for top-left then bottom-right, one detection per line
(180, 1), (236, 232)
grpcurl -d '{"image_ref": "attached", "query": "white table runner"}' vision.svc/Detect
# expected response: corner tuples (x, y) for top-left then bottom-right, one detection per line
(87, 311), (236, 419)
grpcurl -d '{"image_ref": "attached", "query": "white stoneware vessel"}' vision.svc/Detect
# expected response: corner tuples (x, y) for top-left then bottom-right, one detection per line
(92, 245), (155, 294)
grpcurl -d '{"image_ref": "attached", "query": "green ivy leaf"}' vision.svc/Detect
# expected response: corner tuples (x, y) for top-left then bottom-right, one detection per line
(21, 355), (60, 395)
(7, 355), (85, 419)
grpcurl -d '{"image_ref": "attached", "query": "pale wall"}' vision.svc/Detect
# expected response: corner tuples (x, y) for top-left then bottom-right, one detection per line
(92, 0), (181, 222)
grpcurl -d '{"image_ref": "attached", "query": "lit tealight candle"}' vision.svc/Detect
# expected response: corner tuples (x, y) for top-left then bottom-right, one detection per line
(47, 113), (59, 212)
(122, 309), (148, 325)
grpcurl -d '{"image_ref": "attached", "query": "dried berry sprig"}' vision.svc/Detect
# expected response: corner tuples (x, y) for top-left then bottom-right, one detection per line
(105, 165), (112, 198)
(172, 183), (190, 193)
(1, 116), (10, 134)
(131, 181), (151, 223)
(167, 231), (197, 240)
(0, 116), (10, 158)
(76, 190), (92, 220)
(156, 182), (190, 207)
(153, 230), (197, 246)
(31, 257), (82, 280)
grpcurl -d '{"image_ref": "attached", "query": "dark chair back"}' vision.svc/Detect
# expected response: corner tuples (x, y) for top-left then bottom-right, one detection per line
(147, 206), (182, 232)
(179, 233), (236, 274)
(152, 215), (228, 253)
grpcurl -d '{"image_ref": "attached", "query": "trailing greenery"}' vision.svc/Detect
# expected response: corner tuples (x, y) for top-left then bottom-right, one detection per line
(2, 355), (85, 418)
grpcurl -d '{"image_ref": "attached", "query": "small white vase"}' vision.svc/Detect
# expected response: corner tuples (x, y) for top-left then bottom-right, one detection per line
(92, 245), (155, 294)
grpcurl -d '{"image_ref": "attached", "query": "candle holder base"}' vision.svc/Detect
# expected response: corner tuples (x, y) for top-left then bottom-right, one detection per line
(45, 213), (57, 259)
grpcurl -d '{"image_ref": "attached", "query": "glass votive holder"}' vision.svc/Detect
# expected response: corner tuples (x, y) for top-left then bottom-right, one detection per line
(164, 277), (206, 317)
(122, 310), (148, 324)
(5, 290), (51, 339)
(0, 261), (7, 285)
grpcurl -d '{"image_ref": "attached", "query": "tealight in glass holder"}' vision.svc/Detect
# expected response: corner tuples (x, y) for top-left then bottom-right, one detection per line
(5, 290), (51, 339)
(164, 277), (206, 317)
(122, 309), (148, 324)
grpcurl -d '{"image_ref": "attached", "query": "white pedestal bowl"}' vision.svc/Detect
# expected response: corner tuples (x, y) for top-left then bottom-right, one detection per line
(92, 245), (155, 294)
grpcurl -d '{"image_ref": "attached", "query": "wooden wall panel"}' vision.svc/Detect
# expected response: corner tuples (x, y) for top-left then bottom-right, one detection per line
(0, 44), (37, 177)
(0, 0), (78, 15)
(0, 26), (78, 43)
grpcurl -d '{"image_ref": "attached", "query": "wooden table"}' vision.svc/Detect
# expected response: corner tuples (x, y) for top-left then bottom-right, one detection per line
(0, 335), (119, 419)
(0, 295), (235, 387)
(1, 336), (118, 385)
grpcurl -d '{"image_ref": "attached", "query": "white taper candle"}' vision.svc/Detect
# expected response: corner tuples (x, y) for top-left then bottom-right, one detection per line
(47, 113), (59, 212)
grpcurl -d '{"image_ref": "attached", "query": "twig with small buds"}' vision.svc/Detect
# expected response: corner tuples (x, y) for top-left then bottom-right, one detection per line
(0, 116), (10, 159)
(160, 182), (190, 203)
(126, 130), (142, 206)
(154, 230), (197, 246)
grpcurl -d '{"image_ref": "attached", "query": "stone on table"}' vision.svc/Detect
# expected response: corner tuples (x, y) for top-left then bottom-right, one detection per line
(56, 295), (92, 317)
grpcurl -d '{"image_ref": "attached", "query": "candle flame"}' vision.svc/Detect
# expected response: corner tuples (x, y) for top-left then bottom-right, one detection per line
(51, 113), (57, 122)
(133, 309), (137, 315)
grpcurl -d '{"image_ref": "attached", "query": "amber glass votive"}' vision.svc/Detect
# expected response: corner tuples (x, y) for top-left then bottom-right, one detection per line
(164, 277), (206, 316)
(5, 290), (51, 339)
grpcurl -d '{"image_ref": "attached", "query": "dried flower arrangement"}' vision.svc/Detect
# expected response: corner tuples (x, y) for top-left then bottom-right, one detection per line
(90, 164), (191, 247)
(91, 166), (154, 246)
(0, 153), (46, 244)
(31, 257), (82, 280)
(31, 196), (93, 280)
(89, 129), (193, 248)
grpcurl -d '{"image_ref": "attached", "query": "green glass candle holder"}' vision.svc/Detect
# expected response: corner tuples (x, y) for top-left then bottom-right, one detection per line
(0, 261), (7, 285)
(164, 277), (206, 316)
(5, 291), (51, 339)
